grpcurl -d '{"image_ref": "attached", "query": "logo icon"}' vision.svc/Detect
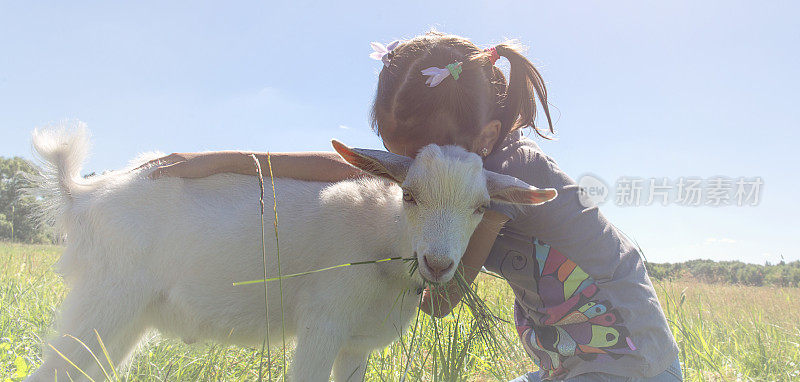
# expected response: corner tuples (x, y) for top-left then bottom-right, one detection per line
(577, 174), (609, 208)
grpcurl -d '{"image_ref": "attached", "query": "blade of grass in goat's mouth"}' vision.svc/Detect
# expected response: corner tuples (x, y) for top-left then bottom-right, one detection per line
(232, 256), (410, 286)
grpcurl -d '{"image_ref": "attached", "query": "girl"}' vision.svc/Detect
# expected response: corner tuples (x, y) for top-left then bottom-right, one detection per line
(146, 31), (682, 381)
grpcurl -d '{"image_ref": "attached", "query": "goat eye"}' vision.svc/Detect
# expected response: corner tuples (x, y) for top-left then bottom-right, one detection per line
(402, 192), (416, 204)
(475, 204), (488, 214)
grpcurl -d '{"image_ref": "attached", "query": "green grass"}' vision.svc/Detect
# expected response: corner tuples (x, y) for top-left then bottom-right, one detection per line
(2, 242), (799, 381)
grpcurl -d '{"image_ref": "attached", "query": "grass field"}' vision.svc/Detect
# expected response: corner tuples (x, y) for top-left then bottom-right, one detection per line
(2, 242), (799, 381)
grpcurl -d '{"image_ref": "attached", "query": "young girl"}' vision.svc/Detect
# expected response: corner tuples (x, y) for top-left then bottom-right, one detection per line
(147, 31), (682, 381)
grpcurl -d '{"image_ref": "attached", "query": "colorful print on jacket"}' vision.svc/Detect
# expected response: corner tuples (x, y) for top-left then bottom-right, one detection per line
(515, 239), (637, 379)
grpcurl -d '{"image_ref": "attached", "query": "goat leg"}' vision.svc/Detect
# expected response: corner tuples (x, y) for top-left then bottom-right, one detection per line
(25, 281), (148, 382)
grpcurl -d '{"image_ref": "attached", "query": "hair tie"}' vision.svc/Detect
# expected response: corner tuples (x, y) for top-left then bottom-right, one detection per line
(370, 40), (402, 67)
(485, 46), (500, 65)
(421, 62), (462, 87)
(446, 62), (462, 80)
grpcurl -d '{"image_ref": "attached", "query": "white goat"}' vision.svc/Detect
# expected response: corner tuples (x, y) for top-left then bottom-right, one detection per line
(25, 125), (556, 381)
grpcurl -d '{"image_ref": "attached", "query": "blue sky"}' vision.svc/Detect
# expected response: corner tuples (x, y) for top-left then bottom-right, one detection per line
(1, 1), (797, 263)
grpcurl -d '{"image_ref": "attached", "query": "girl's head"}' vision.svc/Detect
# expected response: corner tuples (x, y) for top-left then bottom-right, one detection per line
(370, 30), (553, 158)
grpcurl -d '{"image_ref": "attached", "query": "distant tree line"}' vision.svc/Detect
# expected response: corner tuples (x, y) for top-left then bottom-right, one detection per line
(646, 259), (800, 288)
(0, 156), (53, 243)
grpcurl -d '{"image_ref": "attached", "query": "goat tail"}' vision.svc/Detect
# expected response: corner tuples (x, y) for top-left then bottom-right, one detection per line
(27, 121), (92, 228)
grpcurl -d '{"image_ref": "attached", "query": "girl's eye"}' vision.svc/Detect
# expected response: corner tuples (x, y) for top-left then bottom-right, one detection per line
(475, 204), (489, 214)
(402, 192), (416, 204)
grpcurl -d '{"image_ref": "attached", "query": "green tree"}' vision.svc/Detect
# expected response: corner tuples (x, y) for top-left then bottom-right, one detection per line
(0, 156), (52, 243)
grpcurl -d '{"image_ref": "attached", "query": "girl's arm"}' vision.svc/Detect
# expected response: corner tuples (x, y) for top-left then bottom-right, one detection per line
(142, 151), (364, 182)
(420, 210), (509, 318)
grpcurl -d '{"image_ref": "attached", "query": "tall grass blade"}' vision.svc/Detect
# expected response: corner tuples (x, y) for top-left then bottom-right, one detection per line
(48, 343), (96, 382)
(250, 154), (272, 381)
(400, 293), (424, 382)
(266, 153), (287, 380)
(63, 334), (111, 381)
(233, 256), (405, 286)
(93, 329), (119, 381)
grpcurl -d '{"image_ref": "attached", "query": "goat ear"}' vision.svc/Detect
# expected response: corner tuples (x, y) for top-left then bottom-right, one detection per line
(332, 140), (412, 184)
(485, 170), (558, 205)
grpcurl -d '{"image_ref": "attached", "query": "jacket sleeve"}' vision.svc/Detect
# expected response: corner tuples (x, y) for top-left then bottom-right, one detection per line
(490, 147), (639, 283)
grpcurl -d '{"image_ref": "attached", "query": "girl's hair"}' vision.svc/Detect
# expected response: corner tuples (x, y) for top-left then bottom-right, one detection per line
(370, 30), (554, 152)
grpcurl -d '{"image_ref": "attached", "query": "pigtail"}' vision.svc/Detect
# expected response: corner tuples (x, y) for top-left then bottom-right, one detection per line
(495, 43), (554, 140)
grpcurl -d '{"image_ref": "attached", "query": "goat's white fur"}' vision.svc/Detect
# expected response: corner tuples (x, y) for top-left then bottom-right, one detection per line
(25, 123), (553, 381)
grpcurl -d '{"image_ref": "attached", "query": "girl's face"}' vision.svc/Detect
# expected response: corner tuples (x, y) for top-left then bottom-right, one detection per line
(380, 118), (501, 159)
(382, 138), (427, 158)
(382, 136), (476, 158)
(379, 114), (481, 158)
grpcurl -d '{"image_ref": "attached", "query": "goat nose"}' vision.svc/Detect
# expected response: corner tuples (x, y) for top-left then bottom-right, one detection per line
(423, 255), (454, 277)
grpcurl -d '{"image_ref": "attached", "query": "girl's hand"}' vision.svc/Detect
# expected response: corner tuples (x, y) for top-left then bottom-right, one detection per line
(136, 153), (218, 179)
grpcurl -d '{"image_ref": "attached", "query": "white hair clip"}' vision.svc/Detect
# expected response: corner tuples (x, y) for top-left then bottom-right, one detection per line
(421, 62), (462, 87)
(370, 40), (402, 67)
